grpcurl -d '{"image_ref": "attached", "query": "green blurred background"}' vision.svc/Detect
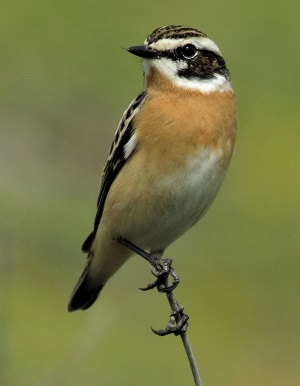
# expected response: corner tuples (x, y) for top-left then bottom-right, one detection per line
(1, 1), (299, 385)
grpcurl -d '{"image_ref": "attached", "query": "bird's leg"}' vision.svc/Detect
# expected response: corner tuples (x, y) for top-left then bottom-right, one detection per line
(151, 304), (189, 336)
(140, 256), (180, 293)
(115, 237), (179, 292)
(115, 237), (188, 336)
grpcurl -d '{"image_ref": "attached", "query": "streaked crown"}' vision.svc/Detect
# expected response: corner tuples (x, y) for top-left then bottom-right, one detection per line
(145, 25), (208, 45)
(127, 25), (232, 93)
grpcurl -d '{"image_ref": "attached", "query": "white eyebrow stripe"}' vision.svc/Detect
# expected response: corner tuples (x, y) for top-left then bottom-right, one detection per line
(148, 37), (222, 56)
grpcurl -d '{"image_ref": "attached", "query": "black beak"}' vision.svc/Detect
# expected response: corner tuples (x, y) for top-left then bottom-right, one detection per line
(127, 45), (160, 59)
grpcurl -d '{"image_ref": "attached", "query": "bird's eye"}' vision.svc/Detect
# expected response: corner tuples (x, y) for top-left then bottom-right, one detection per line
(179, 44), (197, 59)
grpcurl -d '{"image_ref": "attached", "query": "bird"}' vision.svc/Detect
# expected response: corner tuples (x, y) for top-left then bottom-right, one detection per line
(68, 25), (237, 312)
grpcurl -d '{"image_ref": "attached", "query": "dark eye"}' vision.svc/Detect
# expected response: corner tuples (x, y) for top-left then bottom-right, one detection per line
(179, 44), (197, 59)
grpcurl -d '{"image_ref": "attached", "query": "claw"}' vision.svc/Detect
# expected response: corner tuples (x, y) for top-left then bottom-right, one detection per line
(157, 280), (179, 293)
(114, 237), (188, 337)
(115, 237), (180, 293)
(142, 258), (180, 293)
(151, 312), (189, 336)
(139, 280), (158, 291)
(138, 257), (180, 293)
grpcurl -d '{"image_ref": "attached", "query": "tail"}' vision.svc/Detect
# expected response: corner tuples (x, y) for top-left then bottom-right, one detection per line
(68, 262), (104, 312)
(68, 235), (133, 311)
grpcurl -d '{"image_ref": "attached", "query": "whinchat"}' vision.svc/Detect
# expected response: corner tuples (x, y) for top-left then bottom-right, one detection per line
(68, 25), (237, 311)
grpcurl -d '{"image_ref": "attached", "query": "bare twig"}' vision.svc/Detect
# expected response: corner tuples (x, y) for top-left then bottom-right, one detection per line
(116, 238), (203, 386)
(166, 290), (203, 386)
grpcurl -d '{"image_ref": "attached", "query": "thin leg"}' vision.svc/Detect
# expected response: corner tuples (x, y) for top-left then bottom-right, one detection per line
(116, 237), (179, 292)
(115, 237), (188, 336)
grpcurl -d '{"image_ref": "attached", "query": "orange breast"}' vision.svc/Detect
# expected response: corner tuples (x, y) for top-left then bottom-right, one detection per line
(134, 68), (237, 177)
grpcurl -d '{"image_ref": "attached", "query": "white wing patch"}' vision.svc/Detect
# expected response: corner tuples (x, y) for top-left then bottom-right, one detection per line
(123, 133), (137, 159)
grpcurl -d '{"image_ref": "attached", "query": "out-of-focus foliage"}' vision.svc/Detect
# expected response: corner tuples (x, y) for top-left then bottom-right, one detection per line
(1, 1), (299, 385)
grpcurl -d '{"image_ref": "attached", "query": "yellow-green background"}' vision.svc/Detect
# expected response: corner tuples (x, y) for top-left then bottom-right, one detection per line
(1, 1), (299, 385)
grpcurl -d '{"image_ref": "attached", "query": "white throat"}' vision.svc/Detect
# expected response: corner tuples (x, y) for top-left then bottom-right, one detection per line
(143, 59), (233, 93)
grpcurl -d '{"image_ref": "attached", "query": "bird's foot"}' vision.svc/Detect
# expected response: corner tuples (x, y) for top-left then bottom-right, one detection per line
(151, 306), (189, 336)
(114, 237), (188, 336)
(140, 258), (180, 293)
(115, 237), (180, 293)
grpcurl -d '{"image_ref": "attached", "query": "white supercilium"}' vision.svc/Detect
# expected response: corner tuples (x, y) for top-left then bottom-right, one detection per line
(143, 37), (233, 93)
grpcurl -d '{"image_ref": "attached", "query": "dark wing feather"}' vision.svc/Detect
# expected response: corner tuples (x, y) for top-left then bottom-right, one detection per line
(82, 91), (147, 252)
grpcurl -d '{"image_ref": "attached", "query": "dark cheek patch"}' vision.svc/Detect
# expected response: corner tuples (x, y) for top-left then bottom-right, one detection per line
(177, 51), (229, 80)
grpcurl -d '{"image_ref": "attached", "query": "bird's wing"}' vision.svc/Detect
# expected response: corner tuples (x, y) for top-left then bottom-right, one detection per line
(82, 91), (147, 252)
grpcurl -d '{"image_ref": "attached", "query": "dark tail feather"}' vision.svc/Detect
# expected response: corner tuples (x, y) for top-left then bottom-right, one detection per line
(68, 265), (103, 312)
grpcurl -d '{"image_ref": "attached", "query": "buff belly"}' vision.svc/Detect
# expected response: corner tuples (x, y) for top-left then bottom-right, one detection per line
(103, 147), (225, 253)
